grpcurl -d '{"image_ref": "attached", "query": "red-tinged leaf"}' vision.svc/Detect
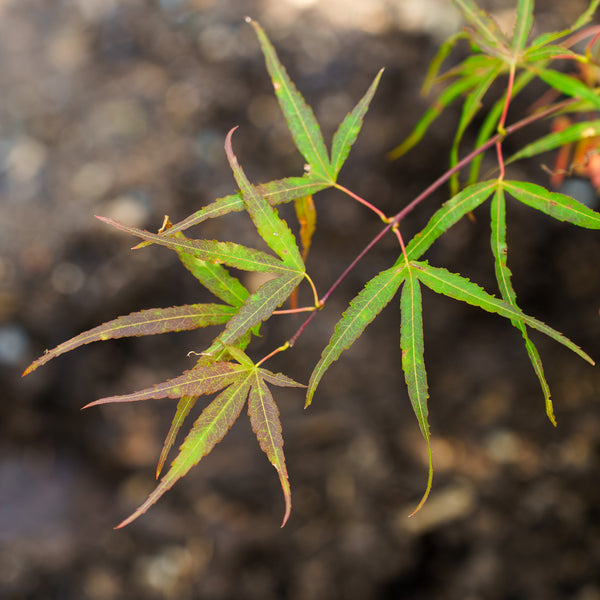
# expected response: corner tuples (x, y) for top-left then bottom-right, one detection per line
(23, 304), (236, 376)
(225, 128), (305, 271)
(331, 69), (383, 177)
(96, 216), (293, 275)
(83, 362), (243, 408)
(156, 395), (197, 479)
(248, 371), (291, 527)
(135, 176), (331, 249)
(248, 18), (333, 180)
(116, 374), (252, 528)
(306, 263), (406, 407)
(294, 195), (316, 262)
(219, 272), (304, 346)
(259, 368), (305, 388)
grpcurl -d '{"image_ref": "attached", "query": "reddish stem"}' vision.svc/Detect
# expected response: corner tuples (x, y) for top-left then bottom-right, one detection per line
(495, 64), (516, 181)
(334, 182), (389, 222)
(287, 95), (578, 350)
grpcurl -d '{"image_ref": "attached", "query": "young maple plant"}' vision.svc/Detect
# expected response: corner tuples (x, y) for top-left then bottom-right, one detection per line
(23, 1), (600, 528)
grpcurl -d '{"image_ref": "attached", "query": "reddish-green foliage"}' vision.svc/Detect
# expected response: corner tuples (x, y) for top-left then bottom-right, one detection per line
(23, 2), (600, 528)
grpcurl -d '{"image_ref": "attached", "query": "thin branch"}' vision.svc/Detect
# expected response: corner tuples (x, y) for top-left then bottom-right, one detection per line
(334, 182), (390, 222)
(286, 95), (578, 350)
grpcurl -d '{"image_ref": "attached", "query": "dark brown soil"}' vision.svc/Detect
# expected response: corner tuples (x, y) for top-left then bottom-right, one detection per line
(2, 1), (600, 599)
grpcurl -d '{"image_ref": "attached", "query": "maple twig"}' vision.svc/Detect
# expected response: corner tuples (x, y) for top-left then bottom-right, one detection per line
(257, 342), (290, 367)
(391, 94), (576, 227)
(286, 95), (579, 351)
(495, 63), (516, 181)
(274, 306), (318, 314)
(393, 224), (409, 265)
(334, 182), (390, 222)
(305, 273), (322, 308)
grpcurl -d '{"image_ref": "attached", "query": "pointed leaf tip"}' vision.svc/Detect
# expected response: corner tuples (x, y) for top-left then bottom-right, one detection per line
(330, 68), (384, 177)
(408, 444), (433, 518)
(225, 126), (239, 144)
(281, 484), (292, 527)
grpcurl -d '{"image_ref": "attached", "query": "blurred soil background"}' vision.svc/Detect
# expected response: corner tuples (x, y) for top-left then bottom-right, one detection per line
(2, 0), (600, 598)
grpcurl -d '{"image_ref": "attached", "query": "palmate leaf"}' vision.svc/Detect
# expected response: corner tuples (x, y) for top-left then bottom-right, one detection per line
(116, 372), (254, 529)
(490, 188), (555, 425)
(330, 68), (384, 178)
(225, 128), (304, 271)
(503, 180), (600, 228)
(412, 261), (595, 365)
(306, 262), (407, 406)
(23, 304), (237, 376)
(83, 362), (245, 408)
(115, 361), (304, 529)
(95, 216), (296, 275)
(400, 267), (433, 515)
(248, 18), (333, 180)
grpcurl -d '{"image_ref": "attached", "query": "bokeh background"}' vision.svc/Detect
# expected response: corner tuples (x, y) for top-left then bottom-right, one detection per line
(2, 1), (600, 598)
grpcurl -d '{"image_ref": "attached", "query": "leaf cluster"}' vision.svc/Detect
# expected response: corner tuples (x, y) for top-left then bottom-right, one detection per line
(23, 2), (600, 528)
